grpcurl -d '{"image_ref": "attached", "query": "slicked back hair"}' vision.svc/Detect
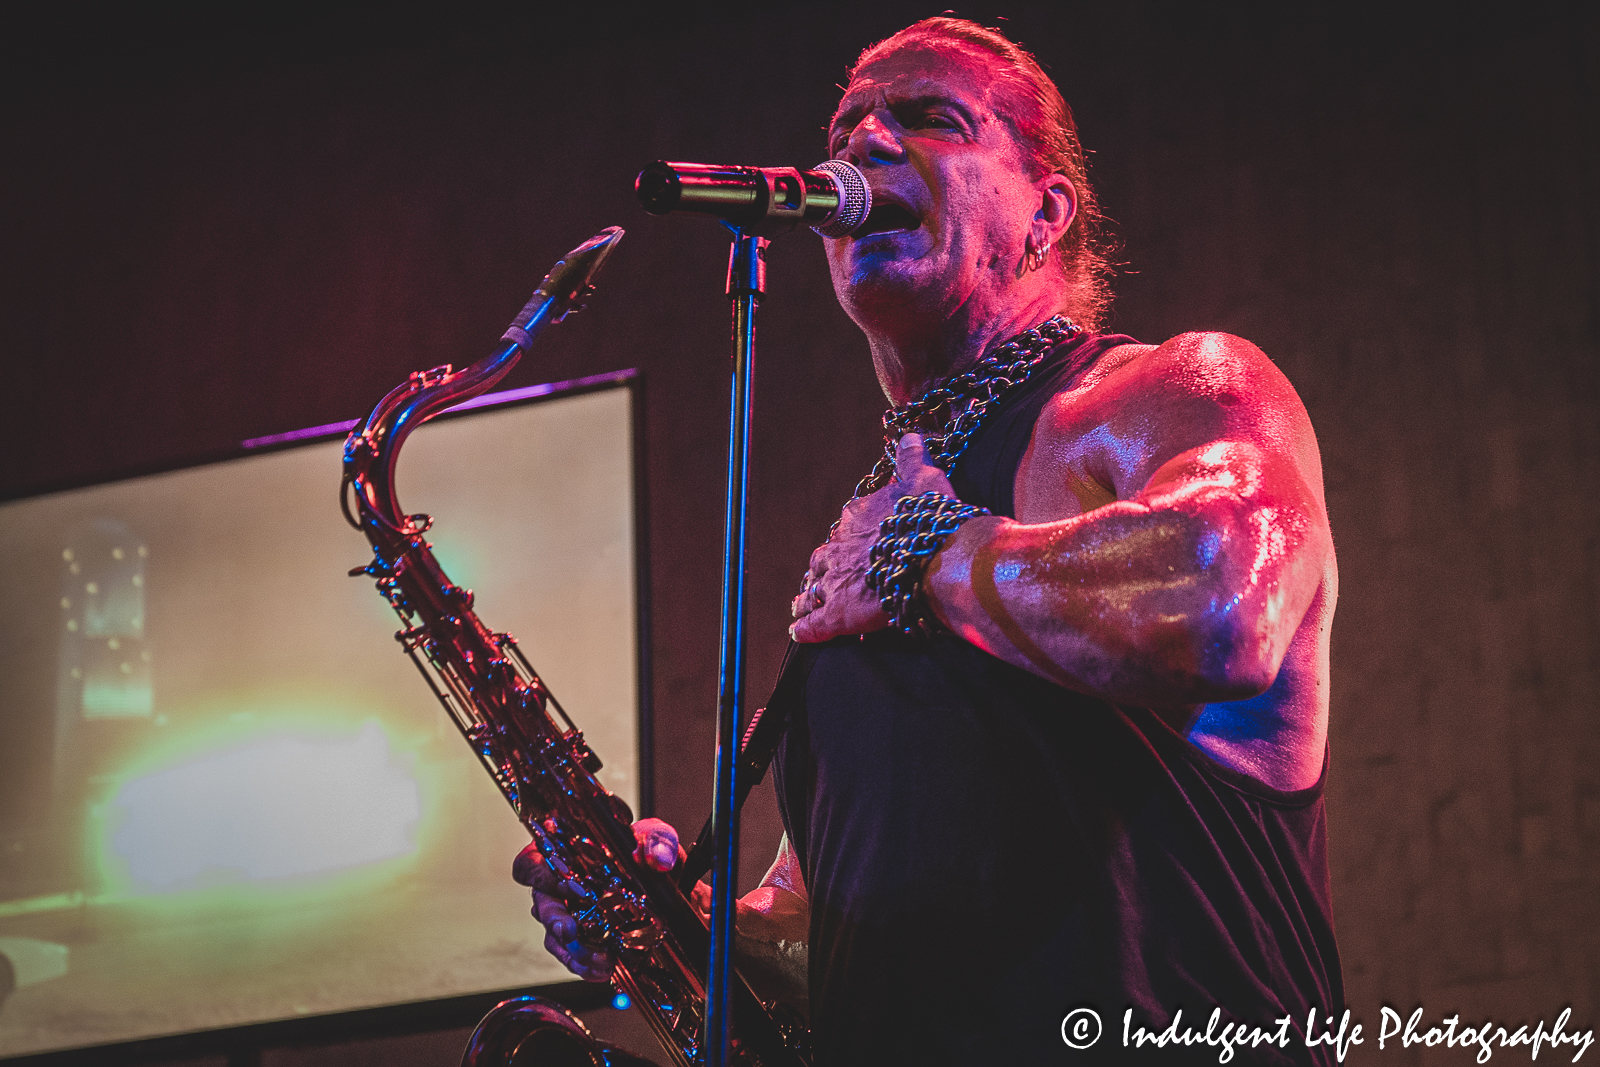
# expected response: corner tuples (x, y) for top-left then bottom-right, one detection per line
(849, 17), (1116, 329)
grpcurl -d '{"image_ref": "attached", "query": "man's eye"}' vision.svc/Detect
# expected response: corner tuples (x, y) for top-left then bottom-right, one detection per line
(919, 113), (958, 130)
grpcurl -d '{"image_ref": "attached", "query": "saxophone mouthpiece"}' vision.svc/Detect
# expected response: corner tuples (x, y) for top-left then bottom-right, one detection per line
(503, 226), (626, 346)
(537, 226), (626, 321)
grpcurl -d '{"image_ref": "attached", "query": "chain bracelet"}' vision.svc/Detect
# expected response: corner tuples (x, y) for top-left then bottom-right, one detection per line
(804, 313), (1080, 625)
(818, 315), (1079, 555)
(865, 491), (993, 635)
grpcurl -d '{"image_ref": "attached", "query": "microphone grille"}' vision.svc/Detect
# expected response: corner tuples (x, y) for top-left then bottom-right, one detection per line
(811, 160), (870, 239)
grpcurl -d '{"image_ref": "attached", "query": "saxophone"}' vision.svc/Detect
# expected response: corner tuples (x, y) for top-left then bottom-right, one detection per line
(341, 227), (809, 1067)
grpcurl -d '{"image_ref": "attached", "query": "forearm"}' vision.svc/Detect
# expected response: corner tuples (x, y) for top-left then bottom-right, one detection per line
(735, 832), (808, 945)
(923, 494), (1319, 706)
(731, 835), (809, 1007)
(734, 884), (809, 943)
(732, 886), (808, 1007)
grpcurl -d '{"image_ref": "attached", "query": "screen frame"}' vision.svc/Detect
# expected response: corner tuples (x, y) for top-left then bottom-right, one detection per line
(0, 368), (652, 1066)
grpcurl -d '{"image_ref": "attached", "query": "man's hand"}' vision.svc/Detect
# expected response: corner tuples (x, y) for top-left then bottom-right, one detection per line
(790, 433), (957, 642)
(512, 817), (685, 982)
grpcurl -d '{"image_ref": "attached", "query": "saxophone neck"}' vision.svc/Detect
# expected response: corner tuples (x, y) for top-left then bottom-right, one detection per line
(344, 226), (624, 532)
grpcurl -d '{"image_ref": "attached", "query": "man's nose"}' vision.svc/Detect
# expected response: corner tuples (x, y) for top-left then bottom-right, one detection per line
(840, 112), (904, 167)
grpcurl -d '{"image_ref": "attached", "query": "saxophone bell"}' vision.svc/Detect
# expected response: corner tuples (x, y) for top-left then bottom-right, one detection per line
(462, 995), (659, 1067)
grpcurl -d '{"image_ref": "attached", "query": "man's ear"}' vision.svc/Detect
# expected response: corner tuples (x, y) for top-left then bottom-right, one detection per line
(1035, 173), (1078, 249)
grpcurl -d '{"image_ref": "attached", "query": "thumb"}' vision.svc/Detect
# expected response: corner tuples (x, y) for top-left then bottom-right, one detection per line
(894, 432), (930, 474)
(894, 432), (954, 496)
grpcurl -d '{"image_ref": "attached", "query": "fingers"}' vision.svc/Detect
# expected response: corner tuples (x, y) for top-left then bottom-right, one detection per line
(793, 574), (827, 620)
(790, 588), (889, 643)
(790, 615), (812, 642)
(790, 603), (829, 643)
(632, 817), (684, 872)
(533, 890), (614, 981)
(793, 567), (820, 620)
(512, 841), (559, 891)
(519, 840), (621, 981)
(689, 880), (712, 924)
(542, 926), (615, 982)
(533, 889), (576, 939)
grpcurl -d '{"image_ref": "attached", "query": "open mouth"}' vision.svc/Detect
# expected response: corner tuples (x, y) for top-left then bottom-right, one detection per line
(854, 202), (920, 237)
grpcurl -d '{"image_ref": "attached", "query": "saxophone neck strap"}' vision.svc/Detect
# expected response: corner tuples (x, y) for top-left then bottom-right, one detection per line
(678, 641), (816, 891)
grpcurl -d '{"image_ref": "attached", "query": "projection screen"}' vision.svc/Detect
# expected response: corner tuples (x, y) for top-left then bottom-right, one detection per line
(0, 374), (643, 1059)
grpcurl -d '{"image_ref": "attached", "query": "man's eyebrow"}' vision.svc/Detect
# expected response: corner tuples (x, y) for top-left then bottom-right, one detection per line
(894, 92), (979, 124)
(830, 90), (980, 137)
(828, 99), (870, 137)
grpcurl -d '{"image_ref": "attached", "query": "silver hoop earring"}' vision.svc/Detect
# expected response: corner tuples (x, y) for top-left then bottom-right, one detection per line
(1025, 241), (1049, 273)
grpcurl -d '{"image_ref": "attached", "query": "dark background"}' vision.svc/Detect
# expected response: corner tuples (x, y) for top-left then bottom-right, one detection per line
(2, 1), (1596, 1063)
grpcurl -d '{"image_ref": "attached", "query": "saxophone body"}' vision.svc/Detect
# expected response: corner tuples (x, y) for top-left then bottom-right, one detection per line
(341, 227), (807, 1067)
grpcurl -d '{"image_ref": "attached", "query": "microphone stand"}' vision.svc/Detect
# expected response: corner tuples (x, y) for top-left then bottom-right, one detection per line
(706, 226), (767, 1067)
(636, 156), (865, 1066)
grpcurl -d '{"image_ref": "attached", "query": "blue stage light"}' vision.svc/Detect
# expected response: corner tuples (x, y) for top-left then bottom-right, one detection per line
(612, 992), (631, 1011)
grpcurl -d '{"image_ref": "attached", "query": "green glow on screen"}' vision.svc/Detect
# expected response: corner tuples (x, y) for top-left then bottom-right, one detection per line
(88, 696), (443, 910)
(82, 676), (154, 718)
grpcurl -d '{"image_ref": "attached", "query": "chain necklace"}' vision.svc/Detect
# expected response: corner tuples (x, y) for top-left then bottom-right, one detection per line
(830, 314), (1081, 535)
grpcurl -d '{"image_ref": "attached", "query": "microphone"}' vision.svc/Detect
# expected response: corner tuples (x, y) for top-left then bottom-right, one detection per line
(635, 160), (870, 238)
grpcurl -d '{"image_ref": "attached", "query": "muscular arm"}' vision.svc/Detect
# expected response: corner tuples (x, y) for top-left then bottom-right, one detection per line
(734, 833), (809, 936)
(730, 834), (809, 1008)
(924, 332), (1333, 709)
(791, 332), (1336, 788)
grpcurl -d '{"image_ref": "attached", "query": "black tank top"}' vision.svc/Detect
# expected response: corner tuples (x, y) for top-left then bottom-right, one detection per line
(770, 333), (1344, 1065)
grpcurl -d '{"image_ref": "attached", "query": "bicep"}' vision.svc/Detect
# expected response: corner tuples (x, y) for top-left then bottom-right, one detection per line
(1040, 334), (1326, 521)
(1123, 396), (1333, 665)
(1034, 335), (1333, 636)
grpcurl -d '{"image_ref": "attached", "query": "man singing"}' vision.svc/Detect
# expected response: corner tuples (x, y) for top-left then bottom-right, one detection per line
(520, 17), (1342, 1065)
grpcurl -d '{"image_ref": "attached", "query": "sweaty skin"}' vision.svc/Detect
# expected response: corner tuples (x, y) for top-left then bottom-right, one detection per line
(522, 38), (1336, 1000)
(794, 334), (1337, 793)
(819, 45), (1080, 402)
(789, 43), (1335, 794)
